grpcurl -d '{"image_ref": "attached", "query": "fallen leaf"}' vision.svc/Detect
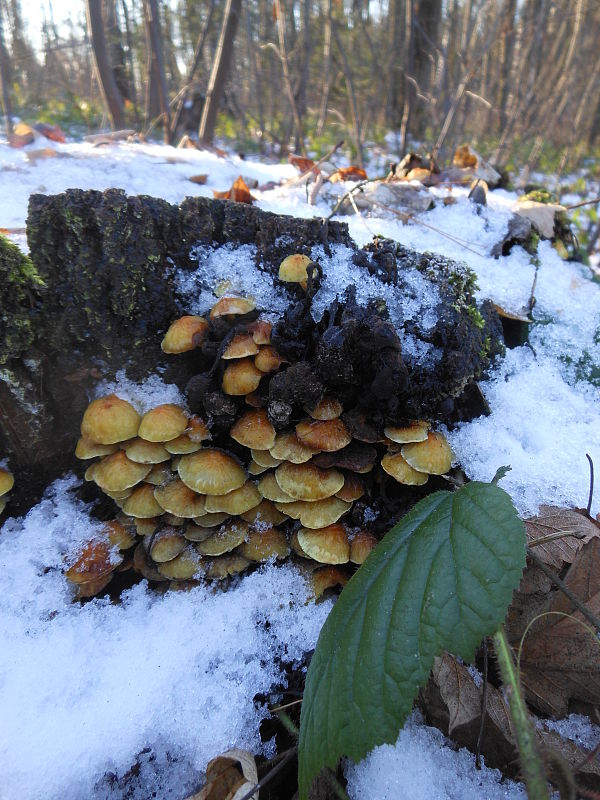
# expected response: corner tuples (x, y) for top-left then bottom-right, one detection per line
(329, 166), (368, 183)
(13, 121), (34, 137)
(525, 506), (598, 571)
(8, 131), (34, 148)
(189, 174), (208, 185)
(185, 749), (258, 800)
(213, 175), (256, 204)
(424, 653), (600, 788)
(519, 537), (600, 716)
(65, 538), (122, 585)
(289, 154), (317, 174)
(33, 121), (66, 142)
(453, 144), (479, 169)
(423, 652), (517, 771)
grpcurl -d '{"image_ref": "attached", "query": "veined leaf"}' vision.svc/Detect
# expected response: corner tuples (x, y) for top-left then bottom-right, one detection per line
(298, 481), (526, 799)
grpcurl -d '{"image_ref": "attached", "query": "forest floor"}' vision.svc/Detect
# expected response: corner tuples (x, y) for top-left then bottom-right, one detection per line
(0, 134), (599, 799)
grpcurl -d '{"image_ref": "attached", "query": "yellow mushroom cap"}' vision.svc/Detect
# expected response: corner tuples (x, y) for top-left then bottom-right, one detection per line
(222, 333), (259, 360)
(138, 404), (188, 443)
(134, 517), (159, 536)
(277, 497), (351, 529)
(248, 460), (269, 475)
(186, 416), (211, 443)
(120, 484), (165, 518)
(178, 448), (246, 495)
(74, 574), (114, 599)
(195, 520), (249, 556)
(191, 511), (231, 528)
(183, 524), (214, 542)
(295, 418), (351, 452)
(251, 449), (283, 468)
(210, 296), (256, 319)
(305, 396), (343, 421)
(384, 420), (430, 444)
(222, 359), (263, 395)
(297, 524), (350, 564)
(133, 541), (168, 581)
(311, 566), (350, 598)
(240, 498), (288, 526)
(205, 554), (251, 580)
(204, 481), (262, 515)
(157, 546), (204, 579)
(248, 319), (272, 345)
(124, 438), (171, 464)
(381, 452), (429, 485)
(230, 409), (276, 450)
(257, 472), (296, 503)
(93, 451), (152, 493)
(335, 473), (365, 502)
(401, 431), (453, 475)
(238, 528), (290, 562)
(269, 432), (317, 463)
(148, 528), (188, 562)
(75, 438), (119, 460)
(0, 468), (15, 497)
(275, 462), (344, 501)
(254, 346), (288, 373)
(278, 254), (313, 286)
(350, 531), (378, 564)
(161, 315), (209, 353)
(0, 497), (7, 515)
(163, 435), (203, 455)
(144, 463), (173, 486)
(154, 479), (207, 518)
(81, 394), (141, 445)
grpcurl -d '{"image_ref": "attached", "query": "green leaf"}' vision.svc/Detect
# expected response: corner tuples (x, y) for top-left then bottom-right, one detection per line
(297, 481), (526, 799)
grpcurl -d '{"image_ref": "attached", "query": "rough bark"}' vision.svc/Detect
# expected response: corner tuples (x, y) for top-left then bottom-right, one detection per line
(86, 0), (126, 129)
(0, 191), (501, 517)
(198, 0), (242, 143)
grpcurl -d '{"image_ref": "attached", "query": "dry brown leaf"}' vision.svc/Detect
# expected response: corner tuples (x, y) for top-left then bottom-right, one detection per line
(189, 174), (208, 185)
(9, 126), (34, 147)
(289, 155), (317, 174)
(519, 537), (600, 716)
(525, 506), (598, 570)
(424, 653), (517, 771)
(33, 121), (66, 142)
(186, 749), (258, 800)
(453, 144), (479, 169)
(329, 166), (368, 183)
(424, 653), (600, 788)
(213, 176), (256, 204)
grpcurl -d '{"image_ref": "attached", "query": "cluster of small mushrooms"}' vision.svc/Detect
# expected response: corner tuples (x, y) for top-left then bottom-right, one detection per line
(0, 466), (14, 516)
(67, 254), (453, 599)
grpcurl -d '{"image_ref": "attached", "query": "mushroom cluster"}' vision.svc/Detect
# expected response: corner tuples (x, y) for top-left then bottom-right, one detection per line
(69, 255), (454, 599)
(0, 466), (14, 515)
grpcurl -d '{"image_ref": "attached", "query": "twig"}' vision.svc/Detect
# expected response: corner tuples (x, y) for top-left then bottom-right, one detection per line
(269, 698), (302, 713)
(283, 139), (345, 188)
(235, 745), (298, 800)
(528, 530), (586, 547)
(526, 547), (600, 633)
(326, 177), (377, 220)
(586, 454), (594, 516)
(475, 638), (489, 770)
(565, 197), (600, 211)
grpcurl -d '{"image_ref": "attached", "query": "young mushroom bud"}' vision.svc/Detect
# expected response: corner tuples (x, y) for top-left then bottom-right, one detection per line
(161, 316), (209, 353)
(278, 254), (318, 291)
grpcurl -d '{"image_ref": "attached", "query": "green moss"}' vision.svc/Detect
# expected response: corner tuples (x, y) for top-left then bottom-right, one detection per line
(0, 235), (44, 364)
(466, 304), (485, 330)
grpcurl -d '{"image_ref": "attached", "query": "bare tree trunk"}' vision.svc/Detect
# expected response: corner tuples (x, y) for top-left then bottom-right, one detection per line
(170, 0), (215, 138)
(142, 0), (171, 143)
(386, 0), (404, 128)
(332, 21), (364, 168)
(399, 0), (414, 151)
(85, 0), (126, 129)
(316, 0), (333, 136)
(120, 0), (140, 126)
(272, 0), (306, 154)
(0, 6), (12, 136)
(198, 0), (242, 144)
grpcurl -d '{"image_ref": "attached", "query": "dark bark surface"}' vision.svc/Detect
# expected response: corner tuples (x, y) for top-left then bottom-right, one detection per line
(1, 190), (500, 518)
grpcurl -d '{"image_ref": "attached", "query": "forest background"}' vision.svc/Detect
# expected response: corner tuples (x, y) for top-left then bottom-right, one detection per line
(0, 0), (599, 183)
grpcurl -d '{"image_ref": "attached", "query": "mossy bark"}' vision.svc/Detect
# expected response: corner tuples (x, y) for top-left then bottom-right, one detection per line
(1, 189), (500, 516)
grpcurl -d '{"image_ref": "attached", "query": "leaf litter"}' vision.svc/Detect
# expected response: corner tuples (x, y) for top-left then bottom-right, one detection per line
(1, 136), (600, 798)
